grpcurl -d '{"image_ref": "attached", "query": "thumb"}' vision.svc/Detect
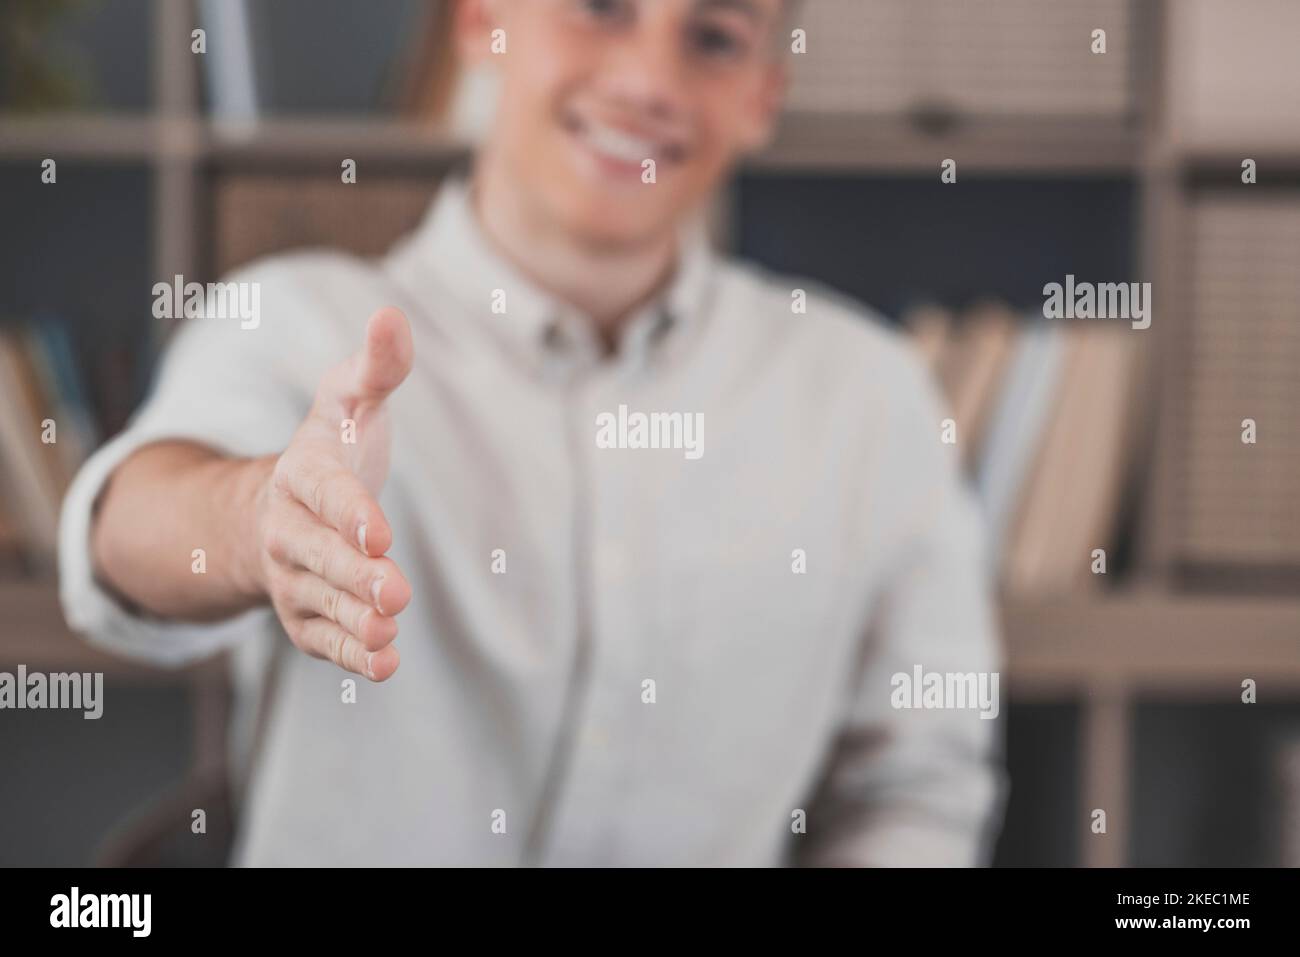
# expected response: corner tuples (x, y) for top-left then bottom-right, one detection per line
(351, 306), (414, 402)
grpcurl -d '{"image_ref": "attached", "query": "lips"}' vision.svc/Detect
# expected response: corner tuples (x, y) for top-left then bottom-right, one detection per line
(564, 111), (688, 169)
(585, 121), (659, 164)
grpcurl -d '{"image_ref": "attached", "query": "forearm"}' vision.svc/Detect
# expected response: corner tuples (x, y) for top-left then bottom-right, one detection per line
(90, 441), (275, 622)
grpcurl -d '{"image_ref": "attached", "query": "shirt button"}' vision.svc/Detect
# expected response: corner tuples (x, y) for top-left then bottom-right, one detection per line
(652, 309), (674, 341)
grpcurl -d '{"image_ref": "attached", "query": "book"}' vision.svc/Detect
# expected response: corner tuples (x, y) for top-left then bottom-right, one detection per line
(1002, 325), (1137, 592)
(0, 330), (63, 565)
(973, 318), (1069, 565)
(1001, 326), (1090, 591)
(1049, 326), (1138, 589)
(942, 302), (1017, 467)
(21, 320), (94, 488)
(198, 0), (261, 122)
(30, 318), (97, 444)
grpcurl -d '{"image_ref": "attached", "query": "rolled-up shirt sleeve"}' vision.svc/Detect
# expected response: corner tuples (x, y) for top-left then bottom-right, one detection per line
(796, 358), (1007, 867)
(58, 260), (325, 667)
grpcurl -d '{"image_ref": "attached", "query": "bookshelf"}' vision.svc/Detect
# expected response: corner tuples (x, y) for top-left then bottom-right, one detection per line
(4, 0), (1299, 867)
(1006, 590), (1300, 868)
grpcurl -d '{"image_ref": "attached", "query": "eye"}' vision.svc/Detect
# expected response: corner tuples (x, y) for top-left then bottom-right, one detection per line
(577, 0), (633, 24)
(688, 21), (749, 60)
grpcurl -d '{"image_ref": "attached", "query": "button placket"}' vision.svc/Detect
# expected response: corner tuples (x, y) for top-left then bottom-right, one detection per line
(541, 369), (654, 864)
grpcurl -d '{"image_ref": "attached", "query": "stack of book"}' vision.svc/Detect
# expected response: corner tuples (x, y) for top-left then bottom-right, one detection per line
(905, 303), (1141, 593)
(0, 319), (98, 572)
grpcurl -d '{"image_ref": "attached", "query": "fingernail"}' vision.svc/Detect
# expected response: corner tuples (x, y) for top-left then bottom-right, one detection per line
(371, 576), (386, 615)
(365, 652), (375, 680)
(357, 523), (368, 552)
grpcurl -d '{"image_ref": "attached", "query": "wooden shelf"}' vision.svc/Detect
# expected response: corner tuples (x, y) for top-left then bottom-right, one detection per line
(1003, 590), (1300, 696)
(0, 113), (166, 161)
(751, 113), (1144, 174)
(1, 112), (1149, 174)
(0, 114), (468, 164)
(204, 116), (470, 165)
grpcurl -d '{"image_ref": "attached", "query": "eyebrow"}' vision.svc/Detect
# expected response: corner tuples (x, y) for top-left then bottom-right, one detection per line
(695, 0), (769, 24)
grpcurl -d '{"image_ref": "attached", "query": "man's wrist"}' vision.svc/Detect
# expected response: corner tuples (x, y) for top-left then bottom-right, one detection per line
(229, 454), (278, 603)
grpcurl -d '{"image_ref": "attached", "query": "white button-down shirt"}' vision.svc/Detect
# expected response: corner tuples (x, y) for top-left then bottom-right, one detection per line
(60, 178), (1004, 866)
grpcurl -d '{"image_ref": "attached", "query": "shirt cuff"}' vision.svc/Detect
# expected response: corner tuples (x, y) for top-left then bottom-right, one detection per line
(58, 424), (274, 669)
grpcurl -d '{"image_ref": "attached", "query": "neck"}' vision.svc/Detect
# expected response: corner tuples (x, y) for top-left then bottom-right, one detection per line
(469, 150), (678, 349)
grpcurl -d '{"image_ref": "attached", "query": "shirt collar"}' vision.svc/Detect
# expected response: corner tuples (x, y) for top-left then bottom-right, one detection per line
(388, 176), (716, 371)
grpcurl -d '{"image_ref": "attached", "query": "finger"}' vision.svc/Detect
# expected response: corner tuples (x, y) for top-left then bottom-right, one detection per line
(275, 454), (390, 556)
(298, 617), (400, 681)
(282, 571), (399, 652)
(355, 307), (414, 400)
(318, 307), (414, 408)
(266, 509), (411, 613)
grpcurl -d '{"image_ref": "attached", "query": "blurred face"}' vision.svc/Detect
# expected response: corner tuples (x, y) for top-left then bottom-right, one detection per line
(459, 0), (787, 249)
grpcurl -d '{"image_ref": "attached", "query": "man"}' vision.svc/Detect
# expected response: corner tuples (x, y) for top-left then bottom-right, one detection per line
(62, 0), (1004, 865)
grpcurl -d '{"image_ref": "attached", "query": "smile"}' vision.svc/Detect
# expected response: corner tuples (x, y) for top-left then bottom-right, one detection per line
(565, 113), (687, 168)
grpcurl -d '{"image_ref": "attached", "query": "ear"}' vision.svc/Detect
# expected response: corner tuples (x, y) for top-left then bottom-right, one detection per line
(737, 60), (788, 154)
(453, 0), (503, 67)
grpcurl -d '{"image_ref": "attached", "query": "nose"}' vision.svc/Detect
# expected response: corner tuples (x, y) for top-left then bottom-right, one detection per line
(599, 17), (689, 124)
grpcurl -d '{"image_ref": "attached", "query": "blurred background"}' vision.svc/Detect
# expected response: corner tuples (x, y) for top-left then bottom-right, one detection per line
(1, 0), (1298, 866)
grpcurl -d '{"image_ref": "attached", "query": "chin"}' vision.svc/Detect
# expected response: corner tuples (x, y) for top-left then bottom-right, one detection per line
(552, 185), (680, 250)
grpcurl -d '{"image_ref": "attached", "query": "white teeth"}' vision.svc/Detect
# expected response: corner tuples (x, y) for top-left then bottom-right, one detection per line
(583, 122), (657, 164)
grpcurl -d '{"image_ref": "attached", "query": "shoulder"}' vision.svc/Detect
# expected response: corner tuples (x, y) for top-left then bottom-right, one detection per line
(224, 247), (390, 317)
(217, 248), (397, 356)
(154, 248), (392, 396)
